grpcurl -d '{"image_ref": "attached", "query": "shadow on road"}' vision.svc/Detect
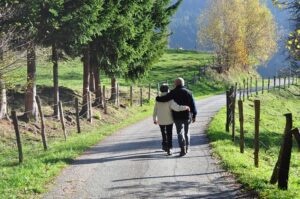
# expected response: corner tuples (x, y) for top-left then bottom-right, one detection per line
(106, 175), (255, 199)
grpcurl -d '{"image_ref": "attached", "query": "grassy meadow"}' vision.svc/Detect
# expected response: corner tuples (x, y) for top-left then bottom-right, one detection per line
(207, 85), (300, 198)
(7, 49), (225, 97)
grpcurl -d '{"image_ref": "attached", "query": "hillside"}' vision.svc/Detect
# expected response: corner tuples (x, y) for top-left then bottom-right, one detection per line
(207, 85), (300, 198)
(7, 50), (224, 102)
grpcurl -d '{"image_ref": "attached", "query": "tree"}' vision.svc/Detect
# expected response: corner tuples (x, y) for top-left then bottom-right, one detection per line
(91, 0), (182, 103)
(0, 0), (40, 121)
(126, 0), (183, 80)
(273, 0), (299, 69)
(198, 0), (277, 73)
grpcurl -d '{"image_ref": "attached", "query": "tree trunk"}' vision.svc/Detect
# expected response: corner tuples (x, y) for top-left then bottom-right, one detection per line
(25, 43), (37, 121)
(89, 64), (95, 93)
(52, 43), (59, 118)
(80, 45), (90, 116)
(110, 76), (117, 104)
(0, 78), (7, 119)
(0, 48), (7, 119)
(94, 63), (102, 107)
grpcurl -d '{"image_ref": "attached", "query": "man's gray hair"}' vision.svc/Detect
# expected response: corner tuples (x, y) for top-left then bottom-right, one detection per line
(175, 77), (185, 86)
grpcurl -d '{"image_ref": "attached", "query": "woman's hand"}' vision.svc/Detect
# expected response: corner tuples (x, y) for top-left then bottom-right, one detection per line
(185, 106), (191, 112)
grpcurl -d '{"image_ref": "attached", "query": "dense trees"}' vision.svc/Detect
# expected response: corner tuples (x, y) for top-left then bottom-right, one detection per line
(197, 0), (277, 72)
(0, 0), (182, 120)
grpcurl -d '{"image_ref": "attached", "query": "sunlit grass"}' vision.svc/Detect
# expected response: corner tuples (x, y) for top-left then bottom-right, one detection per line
(207, 85), (300, 198)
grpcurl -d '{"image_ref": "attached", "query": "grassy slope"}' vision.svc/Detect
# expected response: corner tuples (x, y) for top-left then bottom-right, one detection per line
(9, 49), (224, 97)
(0, 104), (154, 198)
(207, 85), (300, 198)
(1, 50), (226, 198)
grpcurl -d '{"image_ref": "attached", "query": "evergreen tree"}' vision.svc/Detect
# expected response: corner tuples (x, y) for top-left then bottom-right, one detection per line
(91, 0), (182, 101)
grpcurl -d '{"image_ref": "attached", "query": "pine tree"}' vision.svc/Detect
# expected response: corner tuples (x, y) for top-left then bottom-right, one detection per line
(91, 0), (182, 102)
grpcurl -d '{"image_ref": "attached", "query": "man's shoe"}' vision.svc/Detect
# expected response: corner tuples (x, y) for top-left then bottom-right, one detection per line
(167, 148), (173, 156)
(179, 146), (186, 157)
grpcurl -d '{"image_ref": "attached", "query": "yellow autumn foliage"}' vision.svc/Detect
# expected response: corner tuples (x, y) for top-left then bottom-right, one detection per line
(197, 0), (277, 72)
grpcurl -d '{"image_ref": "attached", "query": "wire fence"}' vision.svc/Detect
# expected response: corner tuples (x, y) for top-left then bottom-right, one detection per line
(0, 82), (162, 165)
(225, 75), (300, 189)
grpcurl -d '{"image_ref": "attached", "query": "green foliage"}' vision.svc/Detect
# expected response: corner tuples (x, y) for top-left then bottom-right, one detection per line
(92, 0), (183, 80)
(207, 85), (300, 198)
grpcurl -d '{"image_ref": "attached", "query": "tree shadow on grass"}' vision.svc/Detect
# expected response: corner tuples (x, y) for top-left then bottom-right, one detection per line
(7, 86), (79, 111)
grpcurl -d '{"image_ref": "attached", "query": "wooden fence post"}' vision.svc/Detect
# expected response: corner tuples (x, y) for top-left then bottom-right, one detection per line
(270, 114), (293, 188)
(288, 76), (290, 87)
(35, 96), (48, 150)
(284, 77), (286, 89)
(226, 91), (230, 132)
(262, 78), (264, 94)
(279, 77), (281, 90)
(87, 91), (92, 123)
(11, 111), (23, 163)
(274, 76), (276, 90)
(130, 86), (133, 107)
(140, 87), (143, 107)
(116, 83), (120, 107)
(148, 83), (151, 102)
(278, 113), (293, 190)
(292, 128), (300, 150)
(243, 79), (245, 102)
(250, 77), (253, 96)
(254, 100), (260, 167)
(268, 77), (270, 92)
(256, 78), (258, 95)
(58, 101), (67, 141)
(246, 78), (249, 99)
(103, 86), (107, 114)
(232, 85), (237, 142)
(238, 100), (244, 153)
(239, 85), (242, 101)
(75, 98), (81, 133)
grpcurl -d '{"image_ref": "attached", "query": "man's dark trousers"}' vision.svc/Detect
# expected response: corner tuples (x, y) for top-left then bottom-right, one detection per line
(174, 120), (190, 150)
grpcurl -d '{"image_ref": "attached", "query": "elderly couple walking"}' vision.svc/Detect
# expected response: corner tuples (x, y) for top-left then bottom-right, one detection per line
(153, 78), (197, 157)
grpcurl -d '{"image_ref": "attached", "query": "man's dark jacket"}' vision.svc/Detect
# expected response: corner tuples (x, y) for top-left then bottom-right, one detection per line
(156, 85), (197, 121)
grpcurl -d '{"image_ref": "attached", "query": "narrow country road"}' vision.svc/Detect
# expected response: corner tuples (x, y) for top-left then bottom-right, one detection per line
(44, 94), (253, 199)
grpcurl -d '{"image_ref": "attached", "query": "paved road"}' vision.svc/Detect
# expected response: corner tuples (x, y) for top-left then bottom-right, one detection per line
(45, 94), (253, 199)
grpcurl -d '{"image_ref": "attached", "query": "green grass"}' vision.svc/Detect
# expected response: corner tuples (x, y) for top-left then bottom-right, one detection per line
(0, 103), (154, 198)
(207, 85), (300, 198)
(8, 49), (224, 97)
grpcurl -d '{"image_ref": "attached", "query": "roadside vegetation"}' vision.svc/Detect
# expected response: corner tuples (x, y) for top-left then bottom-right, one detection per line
(207, 85), (300, 198)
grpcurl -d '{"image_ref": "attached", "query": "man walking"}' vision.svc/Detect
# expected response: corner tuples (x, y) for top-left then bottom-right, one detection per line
(156, 78), (197, 156)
